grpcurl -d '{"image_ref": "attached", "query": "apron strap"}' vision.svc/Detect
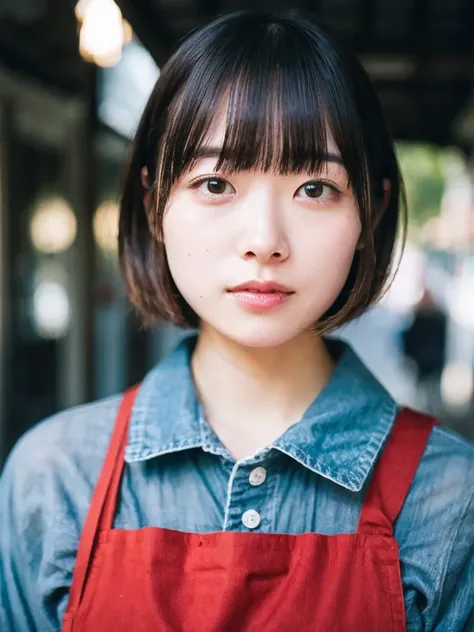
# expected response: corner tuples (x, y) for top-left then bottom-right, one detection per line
(67, 386), (139, 612)
(357, 407), (437, 537)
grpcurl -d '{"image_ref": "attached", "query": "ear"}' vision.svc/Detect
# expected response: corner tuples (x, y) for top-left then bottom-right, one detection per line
(357, 178), (391, 250)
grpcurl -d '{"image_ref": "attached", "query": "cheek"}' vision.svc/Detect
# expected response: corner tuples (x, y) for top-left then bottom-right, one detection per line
(163, 217), (193, 266)
(163, 192), (233, 263)
(162, 203), (219, 296)
(295, 212), (361, 306)
(163, 195), (203, 257)
(297, 218), (360, 322)
(300, 212), (361, 268)
(329, 215), (361, 262)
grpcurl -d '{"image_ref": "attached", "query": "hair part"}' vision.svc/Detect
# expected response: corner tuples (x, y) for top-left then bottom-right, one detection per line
(119, 10), (406, 332)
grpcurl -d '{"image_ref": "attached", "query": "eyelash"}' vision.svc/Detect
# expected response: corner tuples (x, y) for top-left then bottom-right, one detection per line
(189, 176), (342, 202)
(190, 177), (234, 198)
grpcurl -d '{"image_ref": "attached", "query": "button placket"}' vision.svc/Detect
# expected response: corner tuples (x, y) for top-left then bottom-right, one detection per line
(223, 457), (274, 531)
(241, 509), (261, 529)
(249, 466), (267, 486)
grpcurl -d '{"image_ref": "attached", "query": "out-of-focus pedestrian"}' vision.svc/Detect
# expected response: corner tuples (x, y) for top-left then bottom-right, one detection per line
(402, 289), (447, 414)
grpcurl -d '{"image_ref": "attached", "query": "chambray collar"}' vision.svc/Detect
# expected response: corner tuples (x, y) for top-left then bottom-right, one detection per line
(125, 334), (398, 492)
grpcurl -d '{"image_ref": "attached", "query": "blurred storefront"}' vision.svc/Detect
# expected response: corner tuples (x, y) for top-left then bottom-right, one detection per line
(0, 30), (183, 464)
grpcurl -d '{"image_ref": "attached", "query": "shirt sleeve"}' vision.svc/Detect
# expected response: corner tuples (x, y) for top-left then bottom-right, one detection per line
(432, 488), (474, 631)
(0, 428), (72, 632)
(397, 426), (474, 632)
(1, 395), (119, 632)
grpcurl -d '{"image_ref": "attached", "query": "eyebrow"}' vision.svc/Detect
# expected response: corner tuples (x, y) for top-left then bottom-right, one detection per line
(193, 146), (345, 167)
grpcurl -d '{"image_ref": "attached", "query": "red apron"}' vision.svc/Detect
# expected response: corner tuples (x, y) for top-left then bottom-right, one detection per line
(62, 387), (435, 631)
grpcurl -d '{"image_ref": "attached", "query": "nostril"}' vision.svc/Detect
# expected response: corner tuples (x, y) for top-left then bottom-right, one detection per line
(242, 250), (285, 261)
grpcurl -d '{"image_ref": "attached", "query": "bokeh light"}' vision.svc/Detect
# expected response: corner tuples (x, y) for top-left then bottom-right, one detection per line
(93, 200), (119, 252)
(77, 0), (126, 68)
(32, 262), (71, 339)
(30, 197), (77, 254)
(441, 362), (474, 410)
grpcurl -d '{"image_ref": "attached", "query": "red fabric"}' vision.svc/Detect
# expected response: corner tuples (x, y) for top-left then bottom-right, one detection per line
(62, 391), (436, 632)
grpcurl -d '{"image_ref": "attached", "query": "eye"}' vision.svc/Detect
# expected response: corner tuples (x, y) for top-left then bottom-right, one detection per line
(296, 181), (339, 201)
(196, 177), (235, 196)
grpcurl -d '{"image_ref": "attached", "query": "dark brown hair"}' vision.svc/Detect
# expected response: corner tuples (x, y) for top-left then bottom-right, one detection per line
(119, 10), (406, 333)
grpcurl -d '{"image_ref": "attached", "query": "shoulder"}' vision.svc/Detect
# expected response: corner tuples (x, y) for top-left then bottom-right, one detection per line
(406, 422), (474, 549)
(400, 422), (474, 539)
(414, 423), (474, 510)
(2, 392), (122, 473)
(15, 393), (121, 450)
(0, 393), (123, 523)
(0, 395), (124, 630)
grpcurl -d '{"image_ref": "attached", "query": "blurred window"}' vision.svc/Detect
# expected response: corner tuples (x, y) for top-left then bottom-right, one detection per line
(98, 39), (159, 139)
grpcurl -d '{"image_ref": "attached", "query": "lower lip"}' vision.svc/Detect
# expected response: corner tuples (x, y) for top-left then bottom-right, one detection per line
(228, 290), (292, 311)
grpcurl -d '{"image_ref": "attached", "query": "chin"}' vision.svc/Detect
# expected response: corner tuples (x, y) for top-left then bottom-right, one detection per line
(211, 318), (310, 349)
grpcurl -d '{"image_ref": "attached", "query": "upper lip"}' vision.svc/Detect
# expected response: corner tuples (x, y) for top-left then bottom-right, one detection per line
(228, 280), (294, 294)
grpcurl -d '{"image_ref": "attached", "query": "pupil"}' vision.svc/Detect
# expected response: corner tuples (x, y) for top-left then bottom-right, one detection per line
(208, 179), (225, 194)
(305, 183), (323, 198)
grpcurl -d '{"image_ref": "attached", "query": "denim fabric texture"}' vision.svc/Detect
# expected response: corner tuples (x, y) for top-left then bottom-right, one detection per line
(1, 334), (473, 631)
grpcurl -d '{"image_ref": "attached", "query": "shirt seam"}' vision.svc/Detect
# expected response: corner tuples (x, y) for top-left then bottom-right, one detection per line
(198, 414), (233, 460)
(125, 441), (203, 463)
(270, 461), (281, 532)
(432, 425), (474, 452)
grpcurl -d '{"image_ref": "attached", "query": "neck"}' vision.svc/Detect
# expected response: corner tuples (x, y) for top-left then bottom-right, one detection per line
(191, 325), (335, 459)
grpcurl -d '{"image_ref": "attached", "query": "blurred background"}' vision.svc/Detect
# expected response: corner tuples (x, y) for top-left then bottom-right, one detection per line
(0, 0), (473, 467)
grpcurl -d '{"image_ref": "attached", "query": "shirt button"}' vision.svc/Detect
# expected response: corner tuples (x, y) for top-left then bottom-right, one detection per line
(249, 466), (267, 486)
(242, 509), (261, 529)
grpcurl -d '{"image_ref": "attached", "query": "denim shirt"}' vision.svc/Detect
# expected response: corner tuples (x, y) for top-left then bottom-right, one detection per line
(1, 335), (473, 631)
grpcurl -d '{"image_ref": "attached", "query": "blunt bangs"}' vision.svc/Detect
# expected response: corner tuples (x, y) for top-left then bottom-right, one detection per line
(152, 13), (372, 232)
(120, 11), (405, 330)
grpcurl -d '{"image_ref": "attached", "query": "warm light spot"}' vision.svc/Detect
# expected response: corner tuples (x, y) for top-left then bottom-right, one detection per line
(78, 0), (125, 68)
(94, 200), (119, 252)
(30, 198), (77, 254)
(441, 362), (473, 409)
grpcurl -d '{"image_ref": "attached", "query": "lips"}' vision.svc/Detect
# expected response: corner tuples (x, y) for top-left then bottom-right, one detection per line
(228, 281), (294, 294)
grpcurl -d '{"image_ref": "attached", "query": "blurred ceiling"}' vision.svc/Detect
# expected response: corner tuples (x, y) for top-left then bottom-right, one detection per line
(0, 0), (85, 93)
(1, 0), (474, 146)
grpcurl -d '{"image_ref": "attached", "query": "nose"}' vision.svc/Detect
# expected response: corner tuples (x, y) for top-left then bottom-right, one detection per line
(238, 193), (290, 264)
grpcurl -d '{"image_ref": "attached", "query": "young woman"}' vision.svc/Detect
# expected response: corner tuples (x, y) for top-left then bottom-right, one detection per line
(1, 11), (473, 632)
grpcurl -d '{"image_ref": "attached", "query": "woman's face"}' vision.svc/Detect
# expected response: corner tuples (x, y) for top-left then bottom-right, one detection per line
(163, 116), (361, 348)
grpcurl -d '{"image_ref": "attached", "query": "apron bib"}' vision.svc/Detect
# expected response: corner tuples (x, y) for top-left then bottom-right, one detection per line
(62, 387), (435, 631)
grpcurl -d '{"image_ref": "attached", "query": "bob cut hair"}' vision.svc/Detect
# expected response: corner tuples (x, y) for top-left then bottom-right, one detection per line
(119, 10), (406, 333)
